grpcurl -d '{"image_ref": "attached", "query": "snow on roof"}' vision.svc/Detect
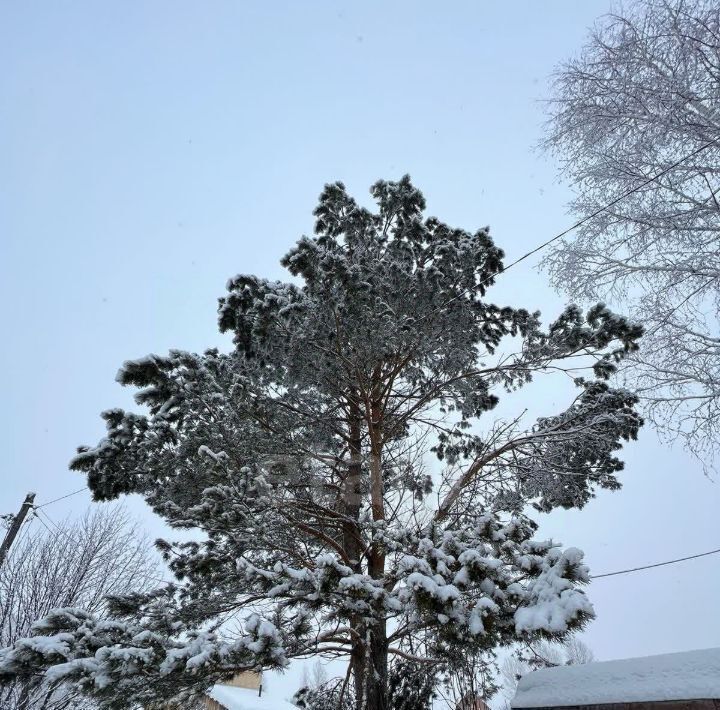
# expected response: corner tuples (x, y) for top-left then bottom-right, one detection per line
(512, 647), (720, 708)
(207, 683), (297, 710)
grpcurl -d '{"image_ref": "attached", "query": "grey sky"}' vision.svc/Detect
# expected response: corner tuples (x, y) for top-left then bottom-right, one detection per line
(2, 0), (718, 700)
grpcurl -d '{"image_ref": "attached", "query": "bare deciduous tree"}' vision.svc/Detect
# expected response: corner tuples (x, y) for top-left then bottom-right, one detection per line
(543, 0), (720, 464)
(0, 504), (157, 709)
(563, 636), (595, 666)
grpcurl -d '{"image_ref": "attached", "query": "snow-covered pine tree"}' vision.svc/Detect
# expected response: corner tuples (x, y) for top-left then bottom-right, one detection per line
(0, 177), (643, 710)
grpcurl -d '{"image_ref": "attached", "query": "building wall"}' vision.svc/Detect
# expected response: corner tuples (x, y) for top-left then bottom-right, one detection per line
(199, 672), (263, 709)
(163, 671), (263, 709)
(457, 696), (490, 710)
(224, 670), (262, 690)
(202, 696), (225, 710)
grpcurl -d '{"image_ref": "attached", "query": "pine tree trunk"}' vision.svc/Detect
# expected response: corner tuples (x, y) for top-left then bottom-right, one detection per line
(345, 402), (368, 710)
(365, 388), (389, 709)
(351, 631), (367, 710)
(364, 618), (389, 710)
(346, 386), (390, 709)
(343, 403), (363, 573)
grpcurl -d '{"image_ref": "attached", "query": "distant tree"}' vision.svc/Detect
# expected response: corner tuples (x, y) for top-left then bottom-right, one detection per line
(0, 504), (156, 709)
(0, 177), (642, 709)
(563, 636), (595, 666)
(499, 637), (594, 706)
(300, 660), (328, 692)
(438, 649), (498, 710)
(543, 0), (720, 464)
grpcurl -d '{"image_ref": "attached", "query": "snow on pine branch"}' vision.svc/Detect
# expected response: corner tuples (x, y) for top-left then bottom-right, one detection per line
(2, 176), (644, 708)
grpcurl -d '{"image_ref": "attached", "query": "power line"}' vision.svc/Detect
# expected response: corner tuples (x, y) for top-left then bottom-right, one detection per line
(418, 139), (716, 323)
(29, 140), (719, 525)
(19, 141), (719, 588)
(501, 141), (714, 271)
(35, 488), (87, 509)
(35, 507), (67, 534)
(591, 547), (720, 579)
(26, 495), (720, 584)
(36, 500), (720, 583)
(33, 508), (59, 538)
(34, 508), (79, 542)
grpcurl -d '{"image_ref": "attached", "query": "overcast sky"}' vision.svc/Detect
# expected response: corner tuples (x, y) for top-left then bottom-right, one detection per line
(2, 0), (719, 703)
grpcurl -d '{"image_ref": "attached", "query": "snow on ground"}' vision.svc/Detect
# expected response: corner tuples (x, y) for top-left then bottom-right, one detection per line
(512, 647), (720, 708)
(207, 683), (297, 710)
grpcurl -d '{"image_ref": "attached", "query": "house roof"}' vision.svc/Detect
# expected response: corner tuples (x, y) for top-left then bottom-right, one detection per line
(512, 647), (720, 708)
(207, 683), (297, 710)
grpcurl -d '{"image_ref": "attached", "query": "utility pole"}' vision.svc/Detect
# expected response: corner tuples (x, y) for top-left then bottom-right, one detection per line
(0, 492), (36, 568)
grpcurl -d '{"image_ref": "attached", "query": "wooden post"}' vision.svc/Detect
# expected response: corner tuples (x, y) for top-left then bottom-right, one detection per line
(0, 492), (36, 568)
